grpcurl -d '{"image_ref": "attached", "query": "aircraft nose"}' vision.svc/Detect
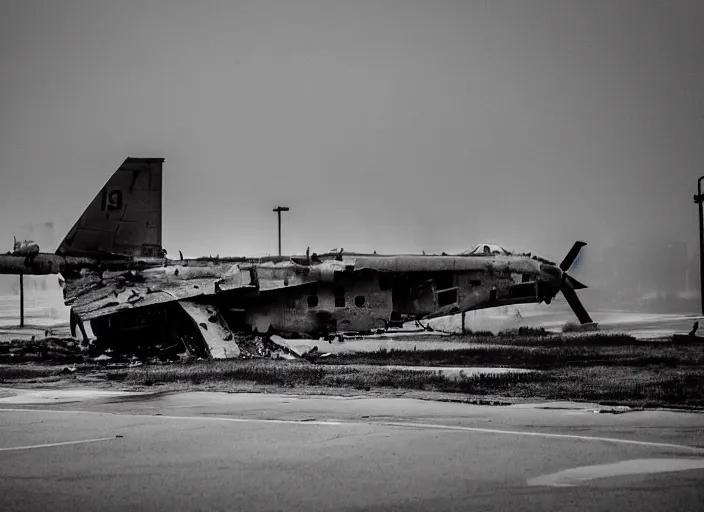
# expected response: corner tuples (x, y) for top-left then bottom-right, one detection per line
(538, 263), (563, 302)
(539, 263), (562, 280)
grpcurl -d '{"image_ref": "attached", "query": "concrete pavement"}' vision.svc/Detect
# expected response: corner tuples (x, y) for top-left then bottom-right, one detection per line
(1, 389), (703, 511)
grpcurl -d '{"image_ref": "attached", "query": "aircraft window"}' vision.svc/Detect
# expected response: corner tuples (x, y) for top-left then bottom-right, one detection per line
(307, 296), (318, 308)
(437, 288), (458, 307)
(460, 244), (510, 256)
(355, 295), (365, 307)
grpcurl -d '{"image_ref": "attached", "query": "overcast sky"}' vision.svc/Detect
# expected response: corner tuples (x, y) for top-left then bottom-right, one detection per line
(1, 0), (703, 266)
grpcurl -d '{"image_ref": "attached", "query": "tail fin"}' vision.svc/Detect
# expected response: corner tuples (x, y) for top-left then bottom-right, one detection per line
(56, 157), (164, 258)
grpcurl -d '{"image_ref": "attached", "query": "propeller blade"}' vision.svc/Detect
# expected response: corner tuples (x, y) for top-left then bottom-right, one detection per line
(559, 241), (587, 271)
(564, 273), (588, 290)
(561, 285), (593, 324)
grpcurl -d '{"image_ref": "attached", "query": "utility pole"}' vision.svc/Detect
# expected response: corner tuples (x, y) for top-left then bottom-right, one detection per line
(694, 176), (704, 316)
(19, 274), (24, 327)
(273, 206), (290, 256)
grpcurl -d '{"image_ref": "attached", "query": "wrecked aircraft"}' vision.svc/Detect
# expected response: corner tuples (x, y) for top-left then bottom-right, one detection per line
(0, 157), (593, 358)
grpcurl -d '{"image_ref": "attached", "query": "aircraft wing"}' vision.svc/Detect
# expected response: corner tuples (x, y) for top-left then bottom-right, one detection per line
(65, 262), (256, 320)
(65, 259), (343, 320)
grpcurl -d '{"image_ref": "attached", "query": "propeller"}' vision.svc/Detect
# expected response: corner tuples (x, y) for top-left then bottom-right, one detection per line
(559, 241), (586, 271)
(558, 241), (593, 324)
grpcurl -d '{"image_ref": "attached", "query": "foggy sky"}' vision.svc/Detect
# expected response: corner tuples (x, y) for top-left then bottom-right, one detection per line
(1, 0), (703, 269)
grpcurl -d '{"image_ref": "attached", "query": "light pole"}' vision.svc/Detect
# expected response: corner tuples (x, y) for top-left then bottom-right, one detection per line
(273, 206), (289, 256)
(694, 177), (704, 316)
(19, 274), (24, 328)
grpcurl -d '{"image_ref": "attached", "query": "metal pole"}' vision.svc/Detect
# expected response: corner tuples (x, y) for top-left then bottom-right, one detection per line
(695, 177), (704, 316)
(273, 206), (289, 257)
(277, 210), (282, 256)
(19, 274), (24, 327)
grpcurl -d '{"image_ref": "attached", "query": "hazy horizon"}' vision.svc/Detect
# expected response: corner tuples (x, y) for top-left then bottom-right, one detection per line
(2, 0), (703, 274)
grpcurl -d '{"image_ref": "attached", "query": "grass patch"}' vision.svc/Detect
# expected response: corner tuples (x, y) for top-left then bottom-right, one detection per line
(0, 366), (60, 380)
(411, 332), (697, 347)
(89, 362), (704, 407)
(453, 332), (644, 346)
(94, 359), (546, 392)
(508, 367), (704, 407)
(118, 360), (329, 387)
(1, 332), (703, 409)
(0, 359), (702, 408)
(324, 339), (704, 369)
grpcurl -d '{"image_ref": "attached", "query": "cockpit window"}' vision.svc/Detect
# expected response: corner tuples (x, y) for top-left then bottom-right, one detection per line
(460, 243), (510, 256)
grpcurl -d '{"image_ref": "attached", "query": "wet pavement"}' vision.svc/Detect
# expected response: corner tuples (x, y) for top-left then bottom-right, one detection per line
(0, 389), (702, 511)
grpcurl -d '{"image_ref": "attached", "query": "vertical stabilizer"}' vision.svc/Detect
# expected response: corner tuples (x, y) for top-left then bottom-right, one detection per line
(56, 157), (164, 258)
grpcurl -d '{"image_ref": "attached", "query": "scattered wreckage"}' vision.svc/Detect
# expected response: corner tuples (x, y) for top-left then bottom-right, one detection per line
(0, 157), (597, 360)
(0, 331), (325, 369)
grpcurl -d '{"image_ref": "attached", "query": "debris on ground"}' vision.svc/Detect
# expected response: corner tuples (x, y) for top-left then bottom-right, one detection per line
(562, 322), (599, 333)
(268, 335), (306, 359)
(517, 326), (550, 336)
(0, 337), (84, 363)
(0, 328), (312, 367)
(236, 335), (271, 358)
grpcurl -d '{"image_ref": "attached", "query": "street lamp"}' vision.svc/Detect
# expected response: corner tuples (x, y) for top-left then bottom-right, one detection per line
(694, 177), (704, 315)
(273, 206), (290, 256)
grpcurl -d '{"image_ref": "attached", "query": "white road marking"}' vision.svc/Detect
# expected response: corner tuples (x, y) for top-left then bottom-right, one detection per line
(377, 421), (704, 452)
(527, 458), (704, 487)
(0, 437), (115, 452)
(1, 408), (702, 452)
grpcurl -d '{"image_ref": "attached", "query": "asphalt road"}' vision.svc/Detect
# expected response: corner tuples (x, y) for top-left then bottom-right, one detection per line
(1, 390), (704, 511)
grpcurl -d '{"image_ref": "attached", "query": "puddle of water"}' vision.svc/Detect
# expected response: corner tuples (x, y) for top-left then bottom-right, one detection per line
(0, 388), (145, 404)
(527, 458), (704, 487)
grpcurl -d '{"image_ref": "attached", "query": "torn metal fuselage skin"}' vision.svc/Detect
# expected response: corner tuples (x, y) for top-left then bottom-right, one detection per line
(56, 251), (564, 343)
(0, 250), (568, 355)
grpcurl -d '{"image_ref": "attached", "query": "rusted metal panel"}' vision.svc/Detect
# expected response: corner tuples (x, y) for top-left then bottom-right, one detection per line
(0, 254), (65, 275)
(243, 271), (392, 334)
(60, 258), (353, 321)
(255, 260), (315, 291)
(64, 262), (255, 320)
(255, 259), (347, 291)
(352, 255), (540, 274)
(177, 301), (240, 359)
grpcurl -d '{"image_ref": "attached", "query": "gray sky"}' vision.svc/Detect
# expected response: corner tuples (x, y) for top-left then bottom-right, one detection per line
(1, 0), (703, 267)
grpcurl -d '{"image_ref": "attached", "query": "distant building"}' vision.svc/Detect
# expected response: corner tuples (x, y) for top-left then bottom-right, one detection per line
(599, 239), (690, 298)
(688, 252), (700, 292)
(652, 241), (687, 293)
